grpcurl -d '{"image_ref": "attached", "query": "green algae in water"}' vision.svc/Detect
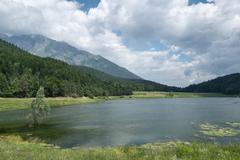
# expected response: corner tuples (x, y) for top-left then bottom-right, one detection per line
(226, 122), (240, 128)
(199, 123), (240, 137)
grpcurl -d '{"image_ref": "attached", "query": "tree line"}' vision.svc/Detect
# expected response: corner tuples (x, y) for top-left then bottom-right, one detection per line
(183, 73), (240, 95)
(0, 39), (172, 98)
(0, 39), (132, 97)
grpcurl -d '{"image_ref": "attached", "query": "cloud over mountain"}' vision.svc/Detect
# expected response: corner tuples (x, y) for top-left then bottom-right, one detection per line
(0, 0), (239, 86)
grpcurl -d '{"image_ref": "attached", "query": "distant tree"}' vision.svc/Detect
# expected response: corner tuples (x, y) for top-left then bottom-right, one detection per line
(0, 73), (9, 97)
(43, 76), (64, 97)
(168, 92), (174, 98)
(27, 87), (50, 127)
(63, 81), (78, 97)
(13, 69), (39, 97)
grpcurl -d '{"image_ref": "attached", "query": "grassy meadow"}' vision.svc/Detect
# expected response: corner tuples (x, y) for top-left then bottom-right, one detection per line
(0, 97), (101, 112)
(0, 91), (225, 112)
(1, 135), (240, 160)
(131, 91), (225, 98)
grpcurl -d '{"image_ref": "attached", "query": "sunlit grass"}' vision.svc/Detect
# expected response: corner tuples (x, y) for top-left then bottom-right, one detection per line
(132, 91), (225, 98)
(0, 92), (227, 112)
(1, 135), (240, 160)
(0, 97), (101, 112)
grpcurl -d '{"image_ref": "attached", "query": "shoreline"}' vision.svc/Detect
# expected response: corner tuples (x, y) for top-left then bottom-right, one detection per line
(1, 135), (240, 160)
(1, 93), (240, 159)
(0, 91), (232, 112)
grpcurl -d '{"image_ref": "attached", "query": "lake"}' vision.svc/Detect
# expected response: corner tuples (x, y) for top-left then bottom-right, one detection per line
(1, 98), (240, 148)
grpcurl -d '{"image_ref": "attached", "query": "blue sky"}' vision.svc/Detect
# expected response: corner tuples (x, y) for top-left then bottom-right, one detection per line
(188, 0), (209, 5)
(75, 0), (100, 11)
(189, 0), (215, 5)
(76, 0), (212, 11)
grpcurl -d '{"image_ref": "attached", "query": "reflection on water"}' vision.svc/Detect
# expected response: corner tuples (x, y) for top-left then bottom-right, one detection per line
(0, 98), (240, 148)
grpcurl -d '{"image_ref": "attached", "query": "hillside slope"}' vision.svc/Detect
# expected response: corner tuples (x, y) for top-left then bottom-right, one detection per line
(184, 73), (240, 95)
(0, 38), (172, 98)
(0, 34), (141, 80)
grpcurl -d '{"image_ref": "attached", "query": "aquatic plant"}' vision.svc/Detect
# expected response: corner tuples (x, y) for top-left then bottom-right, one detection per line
(226, 122), (240, 128)
(199, 123), (240, 137)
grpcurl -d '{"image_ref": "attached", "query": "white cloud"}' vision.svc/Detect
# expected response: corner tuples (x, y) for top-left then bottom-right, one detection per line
(0, 0), (239, 86)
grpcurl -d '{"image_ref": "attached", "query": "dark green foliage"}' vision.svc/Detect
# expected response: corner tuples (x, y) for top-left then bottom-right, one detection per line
(0, 73), (10, 97)
(27, 87), (50, 127)
(0, 38), (173, 98)
(184, 73), (240, 95)
(1, 34), (142, 80)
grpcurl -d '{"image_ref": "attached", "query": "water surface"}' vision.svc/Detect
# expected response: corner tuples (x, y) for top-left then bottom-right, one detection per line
(0, 98), (240, 148)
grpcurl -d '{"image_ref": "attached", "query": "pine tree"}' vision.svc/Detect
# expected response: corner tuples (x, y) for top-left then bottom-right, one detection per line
(0, 73), (9, 97)
(27, 87), (50, 127)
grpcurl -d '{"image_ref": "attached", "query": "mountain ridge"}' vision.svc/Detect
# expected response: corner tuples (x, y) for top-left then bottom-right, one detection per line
(0, 34), (142, 80)
(0, 38), (174, 98)
(184, 73), (240, 95)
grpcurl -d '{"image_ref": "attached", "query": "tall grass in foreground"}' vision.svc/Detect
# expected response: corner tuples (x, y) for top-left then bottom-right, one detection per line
(0, 136), (240, 160)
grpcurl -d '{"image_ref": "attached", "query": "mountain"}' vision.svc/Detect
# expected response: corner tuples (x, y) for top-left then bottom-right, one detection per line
(0, 34), (141, 80)
(0, 38), (173, 98)
(77, 65), (177, 92)
(184, 73), (240, 95)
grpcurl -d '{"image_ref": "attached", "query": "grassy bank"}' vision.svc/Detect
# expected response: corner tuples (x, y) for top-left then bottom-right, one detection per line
(0, 92), (227, 112)
(0, 97), (101, 112)
(0, 136), (240, 160)
(106, 91), (225, 100)
(131, 91), (225, 98)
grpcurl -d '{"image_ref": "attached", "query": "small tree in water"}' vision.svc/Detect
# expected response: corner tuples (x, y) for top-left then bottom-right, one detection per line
(27, 87), (50, 127)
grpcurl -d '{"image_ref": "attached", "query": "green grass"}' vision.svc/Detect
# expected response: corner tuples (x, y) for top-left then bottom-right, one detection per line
(0, 97), (101, 112)
(0, 92), (227, 112)
(1, 136), (240, 160)
(131, 91), (225, 98)
(106, 91), (225, 100)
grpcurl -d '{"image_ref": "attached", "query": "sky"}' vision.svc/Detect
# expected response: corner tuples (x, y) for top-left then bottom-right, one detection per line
(74, 0), (100, 11)
(0, 0), (239, 87)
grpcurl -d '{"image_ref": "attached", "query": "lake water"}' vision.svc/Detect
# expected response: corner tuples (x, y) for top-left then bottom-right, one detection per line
(1, 98), (240, 148)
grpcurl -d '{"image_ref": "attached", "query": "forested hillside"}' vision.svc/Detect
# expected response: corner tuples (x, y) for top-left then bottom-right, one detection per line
(0, 39), (173, 98)
(184, 73), (240, 95)
(0, 34), (142, 79)
(74, 66), (175, 91)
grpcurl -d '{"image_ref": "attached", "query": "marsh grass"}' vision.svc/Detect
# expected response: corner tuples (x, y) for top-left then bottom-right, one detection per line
(132, 91), (225, 98)
(0, 92), (224, 112)
(1, 136), (240, 160)
(0, 97), (101, 112)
